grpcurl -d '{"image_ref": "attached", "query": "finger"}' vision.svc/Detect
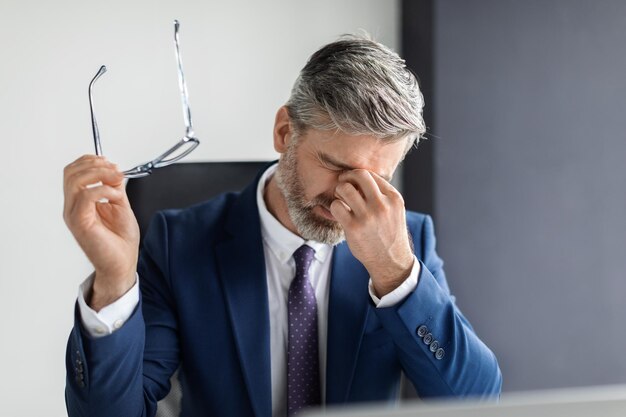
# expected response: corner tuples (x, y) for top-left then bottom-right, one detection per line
(66, 166), (125, 195)
(65, 156), (114, 178)
(81, 184), (126, 204)
(64, 166), (125, 212)
(74, 185), (126, 214)
(334, 181), (367, 216)
(369, 172), (406, 210)
(64, 154), (110, 178)
(369, 171), (399, 196)
(338, 169), (381, 201)
(65, 184), (126, 227)
(329, 198), (353, 226)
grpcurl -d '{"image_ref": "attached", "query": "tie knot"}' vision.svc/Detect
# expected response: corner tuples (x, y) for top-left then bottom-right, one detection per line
(293, 244), (315, 272)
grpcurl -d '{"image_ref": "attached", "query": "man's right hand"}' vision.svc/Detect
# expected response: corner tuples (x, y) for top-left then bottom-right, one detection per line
(63, 155), (140, 312)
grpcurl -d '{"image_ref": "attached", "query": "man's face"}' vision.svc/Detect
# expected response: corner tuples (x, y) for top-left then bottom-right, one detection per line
(274, 128), (408, 245)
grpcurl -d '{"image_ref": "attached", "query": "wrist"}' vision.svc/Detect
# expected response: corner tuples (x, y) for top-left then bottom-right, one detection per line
(370, 253), (414, 298)
(89, 271), (136, 312)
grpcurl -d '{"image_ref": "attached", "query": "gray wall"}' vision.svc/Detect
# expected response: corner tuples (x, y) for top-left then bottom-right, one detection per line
(431, 0), (626, 391)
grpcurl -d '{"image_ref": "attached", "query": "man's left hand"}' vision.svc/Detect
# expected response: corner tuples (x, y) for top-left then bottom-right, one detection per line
(329, 169), (415, 297)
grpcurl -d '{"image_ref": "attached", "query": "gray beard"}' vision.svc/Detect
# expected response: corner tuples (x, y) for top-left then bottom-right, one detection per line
(274, 146), (345, 246)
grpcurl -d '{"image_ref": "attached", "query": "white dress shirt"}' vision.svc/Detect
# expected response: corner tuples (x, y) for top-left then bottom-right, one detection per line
(77, 163), (420, 416)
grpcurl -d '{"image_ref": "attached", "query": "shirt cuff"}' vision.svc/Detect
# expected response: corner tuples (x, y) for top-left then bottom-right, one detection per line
(368, 256), (420, 308)
(77, 272), (140, 338)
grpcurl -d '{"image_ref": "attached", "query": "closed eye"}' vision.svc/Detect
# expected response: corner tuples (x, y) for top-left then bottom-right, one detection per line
(317, 152), (354, 173)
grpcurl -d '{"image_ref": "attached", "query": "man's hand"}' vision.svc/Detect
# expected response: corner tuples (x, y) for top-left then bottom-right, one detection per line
(63, 155), (140, 311)
(329, 169), (414, 297)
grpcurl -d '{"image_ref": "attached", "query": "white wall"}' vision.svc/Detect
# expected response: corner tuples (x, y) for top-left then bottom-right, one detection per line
(0, 0), (398, 415)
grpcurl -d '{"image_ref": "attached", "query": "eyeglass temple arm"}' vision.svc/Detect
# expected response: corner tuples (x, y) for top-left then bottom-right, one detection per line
(174, 20), (194, 138)
(89, 65), (107, 156)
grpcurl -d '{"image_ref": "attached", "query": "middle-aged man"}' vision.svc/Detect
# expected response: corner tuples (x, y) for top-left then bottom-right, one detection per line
(63, 36), (502, 417)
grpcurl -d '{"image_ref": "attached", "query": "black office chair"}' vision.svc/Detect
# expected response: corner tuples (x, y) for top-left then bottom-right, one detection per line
(127, 161), (269, 241)
(125, 160), (269, 417)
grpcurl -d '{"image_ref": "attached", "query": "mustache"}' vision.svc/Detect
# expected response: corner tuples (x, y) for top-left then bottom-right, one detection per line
(304, 194), (336, 210)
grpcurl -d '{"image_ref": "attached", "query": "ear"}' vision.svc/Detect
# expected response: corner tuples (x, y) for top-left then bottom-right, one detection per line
(273, 106), (293, 154)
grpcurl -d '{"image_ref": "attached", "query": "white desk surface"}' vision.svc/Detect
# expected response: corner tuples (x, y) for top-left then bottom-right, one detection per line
(303, 384), (626, 417)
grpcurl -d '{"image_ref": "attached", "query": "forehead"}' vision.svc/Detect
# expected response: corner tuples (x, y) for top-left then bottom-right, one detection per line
(298, 128), (407, 180)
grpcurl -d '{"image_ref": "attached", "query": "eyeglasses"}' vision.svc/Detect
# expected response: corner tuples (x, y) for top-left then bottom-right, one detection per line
(88, 20), (200, 178)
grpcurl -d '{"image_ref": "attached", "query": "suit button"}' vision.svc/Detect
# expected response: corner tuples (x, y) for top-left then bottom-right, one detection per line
(423, 333), (433, 345)
(416, 325), (428, 338)
(435, 348), (445, 360)
(429, 341), (439, 352)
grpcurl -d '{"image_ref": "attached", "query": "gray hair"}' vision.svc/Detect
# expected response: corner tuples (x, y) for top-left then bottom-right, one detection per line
(285, 35), (426, 149)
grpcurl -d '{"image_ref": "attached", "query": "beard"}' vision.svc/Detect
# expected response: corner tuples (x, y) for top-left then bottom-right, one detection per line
(274, 141), (345, 246)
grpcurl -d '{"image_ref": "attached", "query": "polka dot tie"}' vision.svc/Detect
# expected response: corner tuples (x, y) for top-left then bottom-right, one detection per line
(287, 244), (321, 415)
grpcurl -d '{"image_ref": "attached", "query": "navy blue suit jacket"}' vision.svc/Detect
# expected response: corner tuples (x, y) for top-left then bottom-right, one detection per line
(65, 170), (502, 417)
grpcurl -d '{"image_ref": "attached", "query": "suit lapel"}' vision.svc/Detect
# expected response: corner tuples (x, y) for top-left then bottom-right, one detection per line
(326, 242), (371, 403)
(215, 177), (271, 417)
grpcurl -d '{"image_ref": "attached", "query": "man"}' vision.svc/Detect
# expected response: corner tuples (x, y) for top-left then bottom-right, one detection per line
(63, 36), (502, 417)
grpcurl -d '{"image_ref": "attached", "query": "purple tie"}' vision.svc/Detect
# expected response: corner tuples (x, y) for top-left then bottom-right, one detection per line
(287, 244), (321, 415)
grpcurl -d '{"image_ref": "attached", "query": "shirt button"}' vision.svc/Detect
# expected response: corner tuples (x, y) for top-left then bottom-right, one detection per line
(416, 325), (428, 338)
(94, 326), (106, 335)
(113, 320), (124, 330)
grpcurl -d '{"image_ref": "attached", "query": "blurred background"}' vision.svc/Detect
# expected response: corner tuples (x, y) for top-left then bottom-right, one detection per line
(1, 0), (625, 415)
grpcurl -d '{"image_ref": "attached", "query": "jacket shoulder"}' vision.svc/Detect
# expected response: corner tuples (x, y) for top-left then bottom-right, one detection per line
(406, 210), (432, 241)
(406, 210), (429, 228)
(145, 191), (241, 249)
(405, 211), (437, 262)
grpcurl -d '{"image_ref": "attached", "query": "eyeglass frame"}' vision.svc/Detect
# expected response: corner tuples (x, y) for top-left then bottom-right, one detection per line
(88, 20), (200, 179)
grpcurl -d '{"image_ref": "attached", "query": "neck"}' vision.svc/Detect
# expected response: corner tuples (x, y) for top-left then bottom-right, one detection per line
(264, 174), (301, 237)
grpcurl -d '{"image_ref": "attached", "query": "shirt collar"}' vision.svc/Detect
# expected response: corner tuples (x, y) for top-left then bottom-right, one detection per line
(256, 163), (332, 264)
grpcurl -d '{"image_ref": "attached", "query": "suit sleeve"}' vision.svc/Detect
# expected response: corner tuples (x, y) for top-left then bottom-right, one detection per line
(65, 212), (180, 417)
(372, 214), (502, 398)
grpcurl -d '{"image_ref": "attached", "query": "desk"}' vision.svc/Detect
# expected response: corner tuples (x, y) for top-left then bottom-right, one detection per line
(303, 385), (626, 417)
